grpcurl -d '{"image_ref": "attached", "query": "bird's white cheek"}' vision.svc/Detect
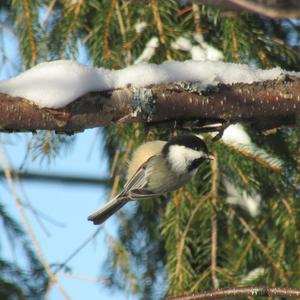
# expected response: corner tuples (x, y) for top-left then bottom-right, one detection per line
(168, 145), (189, 174)
(168, 145), (203, 174)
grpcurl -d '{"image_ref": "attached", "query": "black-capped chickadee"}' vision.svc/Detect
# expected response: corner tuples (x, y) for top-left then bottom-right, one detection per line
(88, 135), (214, 225)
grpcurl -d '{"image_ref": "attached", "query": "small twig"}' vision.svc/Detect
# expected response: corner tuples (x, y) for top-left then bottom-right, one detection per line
(176, 200), (203, 284)
(192, 3), (202, 33)
(23, 0), (37, 63)
(0, 169), (111, 186)
(150, 0), (172, 59)
(176, 6), (192, 17)
(1, 146), (53, 235)
(233, 219), (266, 272)
(43, 0), (57, 27)
(231, 208), (288, 284)
(0, 22), (15, 35)
(190, 269), (211, 292)
(57, 272), (111, 285)
(121, 0), (131, 30)
(110, 149), (121, 176)
(106, 233), (139, 292)
(210, 153), (218, 288)
(55, 138), (133, 275)
(115, 0), (126, 40)
(231, 29), (240, 62)
(227, 0), (300, 19)
(166, 286), (300, 300)
(53, 227), (102, 274)
(104, 0), (117, 58)
(0, 149), (71, 300)
(44, 281), (53, 300)
(121, 0), (132, 66)
(11, 167), (52, 236)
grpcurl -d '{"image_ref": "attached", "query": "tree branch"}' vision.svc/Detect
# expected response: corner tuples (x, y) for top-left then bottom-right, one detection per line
(196, 0), (300, 19)
(0, 75), (299, 133)
(210, 153), (218, 289)
(166, 286), (300, 300)
(0, 169), (111, 186)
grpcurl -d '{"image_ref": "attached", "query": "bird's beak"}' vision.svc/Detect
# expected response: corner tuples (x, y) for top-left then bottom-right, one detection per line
(207, 154), (215, 160)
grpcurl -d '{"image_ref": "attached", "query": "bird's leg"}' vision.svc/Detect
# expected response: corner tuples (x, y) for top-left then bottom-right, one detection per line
(211, 120), (232, 141)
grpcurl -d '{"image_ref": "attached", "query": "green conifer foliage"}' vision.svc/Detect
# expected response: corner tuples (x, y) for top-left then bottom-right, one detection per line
(0, 1), (299, 299)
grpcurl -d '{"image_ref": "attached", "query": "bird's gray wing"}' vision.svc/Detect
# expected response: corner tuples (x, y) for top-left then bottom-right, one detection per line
(87, 155), (162, 225)
(123, 155), (162, 198)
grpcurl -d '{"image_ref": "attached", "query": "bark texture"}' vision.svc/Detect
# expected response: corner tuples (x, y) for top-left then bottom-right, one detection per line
(167, 286), (300, 300)
(0, 75), (299, 133)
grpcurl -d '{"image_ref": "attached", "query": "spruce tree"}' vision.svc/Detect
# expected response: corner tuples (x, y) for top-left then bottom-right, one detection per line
(0, 1), (299, 299)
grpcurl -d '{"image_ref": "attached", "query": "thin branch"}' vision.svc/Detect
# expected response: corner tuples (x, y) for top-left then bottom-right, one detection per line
(166, 286), (300, 300)
(0, 169), (111, 186)
(150, 0), (172, 59)
(0, 75), (299, 133)
(0, 22), (15, 35)
(227, 0), (300, 19)
(196, 0), (300, 19)
(0, 150), (71, 300)
(106, 233), (139, 292)
(115, 0), (126, 40)
(104, 0), (117, 58)
(56, 272), (111, 285)
(44, 281), (53, 300)
(231, 208), (289, 284)
(210, 153), (218, 288)
(1, 147), (53, 235)
(53, 153), (126, 275)
(176, 200), (203, 284)
(43, 0), (57, 27)
(23, 0), (37, 63)
(233, 219), (266, 272)
(53, 227), (102, 274)
(192, 3), (202, 33)
(190, 269), (211, 293)
(14, 170), (52, 236)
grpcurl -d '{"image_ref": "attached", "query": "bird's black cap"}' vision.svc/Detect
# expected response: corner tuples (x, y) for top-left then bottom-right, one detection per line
(162, 135), (209, 156)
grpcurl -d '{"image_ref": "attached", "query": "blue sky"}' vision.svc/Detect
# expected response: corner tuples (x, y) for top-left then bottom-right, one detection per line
(0, 18), (136, 300)
(0, 130), (137, 300)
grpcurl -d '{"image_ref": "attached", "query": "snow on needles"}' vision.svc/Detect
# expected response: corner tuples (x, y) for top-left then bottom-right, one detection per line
(0, 59), (287, 108)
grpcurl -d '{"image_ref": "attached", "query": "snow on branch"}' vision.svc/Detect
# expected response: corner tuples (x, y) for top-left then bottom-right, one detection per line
(0, 60), (299, 133)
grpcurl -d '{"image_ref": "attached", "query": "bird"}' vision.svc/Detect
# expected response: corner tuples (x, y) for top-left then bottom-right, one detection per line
(88, 135), (214, 225)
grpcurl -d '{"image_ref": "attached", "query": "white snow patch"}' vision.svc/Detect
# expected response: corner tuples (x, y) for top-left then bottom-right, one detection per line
(221, 123), (283, 170)
(0, 59), (296, 108)
(193, 33), (224, 61)
(134, 37), (159, 64)
(134, 21), (147, 34)
(0, 60), (114, 108)
(190, 46), (207, 61)
(241, 267), (265, 284)
(223, 177), (261, 217)
(171, 36), (193, 51)
(222, 124), (252, 145)
(172, 34), (223, 61)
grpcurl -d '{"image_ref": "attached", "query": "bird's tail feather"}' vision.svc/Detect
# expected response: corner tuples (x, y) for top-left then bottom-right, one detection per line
(87, 195), (128, 225)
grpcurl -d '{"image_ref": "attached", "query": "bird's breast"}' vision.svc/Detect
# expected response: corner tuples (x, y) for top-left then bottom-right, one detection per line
(146, 157), (191, 194)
